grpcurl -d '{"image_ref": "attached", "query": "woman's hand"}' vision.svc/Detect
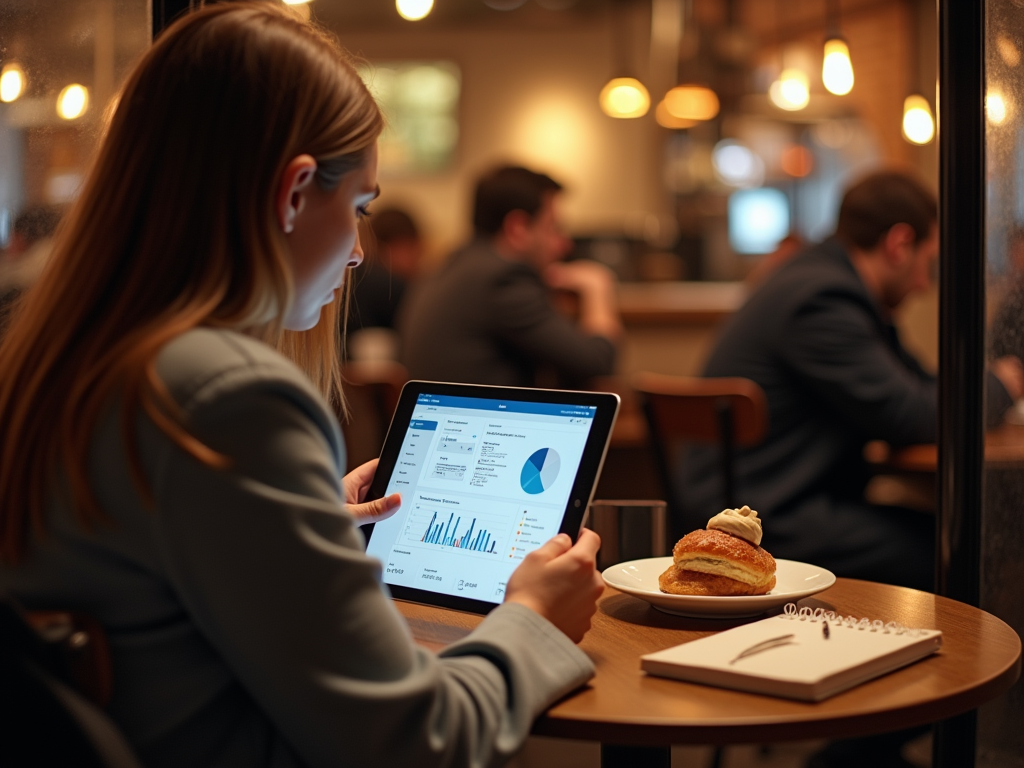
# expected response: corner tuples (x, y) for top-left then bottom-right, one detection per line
(504, 528), (604, 644)
(342, 459), (401, 525)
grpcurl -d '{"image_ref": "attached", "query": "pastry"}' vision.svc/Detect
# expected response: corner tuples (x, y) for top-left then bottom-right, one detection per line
(659, 505), (776, 596)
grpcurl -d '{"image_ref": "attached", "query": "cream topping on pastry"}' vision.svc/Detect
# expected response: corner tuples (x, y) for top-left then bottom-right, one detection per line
(707, 505), (762, 546)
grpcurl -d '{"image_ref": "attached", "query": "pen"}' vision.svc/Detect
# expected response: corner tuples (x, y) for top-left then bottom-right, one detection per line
(729, 634), (796, 664)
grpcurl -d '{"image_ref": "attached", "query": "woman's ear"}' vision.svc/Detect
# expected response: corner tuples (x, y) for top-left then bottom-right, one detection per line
(276, 155), (318, 234)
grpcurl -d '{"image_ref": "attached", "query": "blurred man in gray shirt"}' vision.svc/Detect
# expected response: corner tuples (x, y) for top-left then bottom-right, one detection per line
(400, 166), (621, 389)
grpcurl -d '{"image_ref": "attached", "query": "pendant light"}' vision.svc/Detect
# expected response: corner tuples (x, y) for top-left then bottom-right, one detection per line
(396, 0), (433, 21)
(0, 63), (25, 103)
(821, 0), (853, 95)
(599, 0), (650, 119)
(902, 95), (934, 144)
(901, 7), (933, 145)
(662, 84), (719, 121)
(768, 0), (808, 112)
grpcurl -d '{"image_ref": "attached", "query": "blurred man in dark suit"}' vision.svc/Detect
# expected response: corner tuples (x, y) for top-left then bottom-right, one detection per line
(681, 170), (1023, 768)
(681, 170), (1022, 592)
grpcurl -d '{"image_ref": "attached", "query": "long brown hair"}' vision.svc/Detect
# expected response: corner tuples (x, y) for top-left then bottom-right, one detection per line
(0, 3), (383, 562)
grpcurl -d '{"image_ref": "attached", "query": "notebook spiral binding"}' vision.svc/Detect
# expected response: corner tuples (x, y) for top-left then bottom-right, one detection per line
(779, 602), (927, 637)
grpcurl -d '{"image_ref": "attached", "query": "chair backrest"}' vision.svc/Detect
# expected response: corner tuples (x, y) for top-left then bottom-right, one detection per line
(339, 360), (409, 471)
(0, 594), (141, 768)
(633, 372), (768, 520)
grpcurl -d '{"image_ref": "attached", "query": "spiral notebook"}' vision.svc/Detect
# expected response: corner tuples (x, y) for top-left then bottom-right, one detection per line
(641, 605), (943, 702)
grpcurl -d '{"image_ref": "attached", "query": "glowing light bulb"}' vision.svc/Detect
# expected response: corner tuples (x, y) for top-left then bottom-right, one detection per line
(397, 0), (433, 21)
(902, 95), (934, 145)
(655, 100), (697, 129)
(662, 85), (719, 121)
(769, 69), (809, 111)
(987, 91), (1008, 125)
(57, 84), (89, 120)
(822, 38), (854, 96)
(0, 63), (25, 103)
(599, 77), (650, 119)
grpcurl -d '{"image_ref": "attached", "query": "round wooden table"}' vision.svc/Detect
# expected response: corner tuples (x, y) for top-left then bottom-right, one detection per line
(395, 579), (1021, 767)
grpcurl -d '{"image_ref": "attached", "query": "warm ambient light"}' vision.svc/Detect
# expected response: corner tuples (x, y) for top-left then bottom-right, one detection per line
(281, 0), (312, 4)
(997, 34), (1021, 67)
(397, 0), (433, 20)
(57, 84), (89, 120)
(0, 63), (25, 103)
(599, 77), (650, 119)
(662, 85), (719, 122)
(821, 38), (854, 96)
(655, 100), (697, 129)
(780, 145), (814, 178)
(769, 69), (809, 111)
(902, 95), (934, 145)
(987, 91), (1008, 125)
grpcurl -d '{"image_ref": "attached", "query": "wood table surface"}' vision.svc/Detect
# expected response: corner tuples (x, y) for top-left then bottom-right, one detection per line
(395, 579), (1021, 747)
(873, 423), (1024, 472)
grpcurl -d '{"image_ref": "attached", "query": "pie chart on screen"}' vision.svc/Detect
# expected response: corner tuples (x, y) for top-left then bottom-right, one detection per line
(521, 448), (560, 494)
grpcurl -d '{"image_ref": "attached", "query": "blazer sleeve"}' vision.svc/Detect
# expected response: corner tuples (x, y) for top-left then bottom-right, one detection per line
(779, 291), (938, 446)
(148, 373), (594, 768)
(487, 266), (616, 383)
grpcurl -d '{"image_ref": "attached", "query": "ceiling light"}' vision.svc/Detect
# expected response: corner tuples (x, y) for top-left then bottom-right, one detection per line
(822, 38), (854, 95)
(987, 90), (1008, 125)
(397, 0), (433, 20)
(655, 100), (697, 129)
(663, 85), (719, 121)
(902, 95), (934, 145)
(57, 84), (89, 120)
(599, 77), (650, 119)
(0, 63), (25, 103)
(769, 69), (809, 111)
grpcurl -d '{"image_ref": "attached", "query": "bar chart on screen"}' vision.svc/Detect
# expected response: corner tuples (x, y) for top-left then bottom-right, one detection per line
(403, 504), (509, 556)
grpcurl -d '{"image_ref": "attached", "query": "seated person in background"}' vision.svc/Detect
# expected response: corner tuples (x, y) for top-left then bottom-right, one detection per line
(0, 6), (604, 767)
(743, 232), (804, 289)
(680, 170), (1023, 595)
(399, 165), (621, 388)
(347, 207), (423, 332)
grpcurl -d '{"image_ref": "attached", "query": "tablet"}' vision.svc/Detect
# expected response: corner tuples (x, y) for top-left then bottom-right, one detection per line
(363, 381), (620, 614)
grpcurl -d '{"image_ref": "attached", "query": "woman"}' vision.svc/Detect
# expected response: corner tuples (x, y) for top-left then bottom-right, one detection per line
(0, 5), (603, 767)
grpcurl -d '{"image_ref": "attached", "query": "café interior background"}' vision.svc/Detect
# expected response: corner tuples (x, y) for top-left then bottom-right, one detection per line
(3, 1), (1024, 765)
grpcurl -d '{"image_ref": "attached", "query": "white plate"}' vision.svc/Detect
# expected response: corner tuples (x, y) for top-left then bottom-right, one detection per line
(602, 557), (836, 618)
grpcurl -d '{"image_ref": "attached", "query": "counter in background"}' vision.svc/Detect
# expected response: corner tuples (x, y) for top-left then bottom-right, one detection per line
(617, 281), (746, 378)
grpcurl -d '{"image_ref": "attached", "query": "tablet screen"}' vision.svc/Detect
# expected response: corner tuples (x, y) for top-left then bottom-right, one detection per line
(365, 389), (608, 607)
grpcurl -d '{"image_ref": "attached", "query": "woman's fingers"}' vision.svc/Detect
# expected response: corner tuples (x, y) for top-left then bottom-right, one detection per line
(346, 492), (401, 525)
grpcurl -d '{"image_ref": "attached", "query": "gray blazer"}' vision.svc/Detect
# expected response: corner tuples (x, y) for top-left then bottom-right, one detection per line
(0, 328), (594, 768)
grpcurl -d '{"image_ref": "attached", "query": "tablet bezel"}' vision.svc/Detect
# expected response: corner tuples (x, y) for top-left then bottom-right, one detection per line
(362, 380), (620, 615)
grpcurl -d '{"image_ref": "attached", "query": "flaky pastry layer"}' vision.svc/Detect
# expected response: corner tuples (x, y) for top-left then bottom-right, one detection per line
(658, 566), (776, 596)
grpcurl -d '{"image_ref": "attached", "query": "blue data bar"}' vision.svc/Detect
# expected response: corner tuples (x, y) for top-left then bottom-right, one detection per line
(415, 394), (596, 418)
(409, 420), (438, 430)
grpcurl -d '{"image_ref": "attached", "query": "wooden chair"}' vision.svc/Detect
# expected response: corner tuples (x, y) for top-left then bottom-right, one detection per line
(633, 371), (768, 523)
(339, 360), (408, 471)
